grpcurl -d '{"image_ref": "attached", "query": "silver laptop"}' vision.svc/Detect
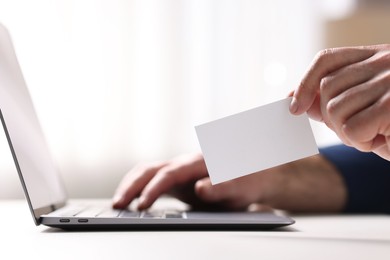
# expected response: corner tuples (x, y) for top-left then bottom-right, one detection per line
(0, 23), (294, 230)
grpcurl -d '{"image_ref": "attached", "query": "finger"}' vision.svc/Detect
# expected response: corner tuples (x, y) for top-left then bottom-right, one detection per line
(306, 92), (322, 121)
(325, 75), (388, 143)
(137, 154), (208, 210)
(112, 161), (167, 209)
(194, 178), (237, 203)
(195, 178), (260, 210)
(291, 46), (376, 115)
(370, 136), (390, 161)
(248, 203), (274, 213)
(375, 135), (390, 160)
(342, 91), (390, 152)
(318, 57), (378, 129)
(371, 135), (387, 152)
(320, 59), (375, 104)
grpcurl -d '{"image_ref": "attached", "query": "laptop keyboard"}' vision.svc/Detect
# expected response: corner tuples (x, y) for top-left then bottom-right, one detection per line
(56, 206), (184, 219)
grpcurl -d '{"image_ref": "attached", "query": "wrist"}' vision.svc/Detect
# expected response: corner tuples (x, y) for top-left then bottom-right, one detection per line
(260, 155), (347, 213)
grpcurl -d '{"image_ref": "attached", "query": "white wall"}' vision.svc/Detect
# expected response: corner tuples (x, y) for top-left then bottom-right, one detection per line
(0, 0), (344, 199)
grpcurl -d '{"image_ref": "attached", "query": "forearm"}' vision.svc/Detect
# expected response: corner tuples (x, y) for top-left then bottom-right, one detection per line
(320, 145), (390, 214)
(262, 154), (347, 213)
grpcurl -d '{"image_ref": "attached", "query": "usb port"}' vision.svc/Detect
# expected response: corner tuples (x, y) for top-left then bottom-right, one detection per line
(60, 219), (70, 223)
(78, 219), (88, 223)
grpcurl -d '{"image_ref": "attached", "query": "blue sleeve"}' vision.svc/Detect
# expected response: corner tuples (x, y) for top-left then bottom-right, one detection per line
(320, 144), (390, 214)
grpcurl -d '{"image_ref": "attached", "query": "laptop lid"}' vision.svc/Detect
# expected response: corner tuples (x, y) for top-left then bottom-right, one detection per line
(0, 23), (67, 225)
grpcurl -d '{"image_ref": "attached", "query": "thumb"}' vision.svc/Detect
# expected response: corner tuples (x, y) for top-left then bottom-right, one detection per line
(195, 178), (237, 202)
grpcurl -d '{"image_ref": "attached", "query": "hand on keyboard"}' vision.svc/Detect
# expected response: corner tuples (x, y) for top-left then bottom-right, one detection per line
(112, 153), (347, 213)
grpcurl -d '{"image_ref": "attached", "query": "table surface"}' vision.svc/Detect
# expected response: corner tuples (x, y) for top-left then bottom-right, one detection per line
(1, 199), (390, 260)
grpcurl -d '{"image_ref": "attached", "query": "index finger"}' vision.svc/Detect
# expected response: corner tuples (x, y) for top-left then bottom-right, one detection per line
(137, 154), (208, 210)
(112, 161), (168, 209)
(290, 46), (376, 115)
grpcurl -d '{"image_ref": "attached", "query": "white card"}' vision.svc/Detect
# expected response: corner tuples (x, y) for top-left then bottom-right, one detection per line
(195, 97), (318, 185)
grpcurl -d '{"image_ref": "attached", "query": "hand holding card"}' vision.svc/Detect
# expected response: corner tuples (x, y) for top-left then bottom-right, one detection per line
(195, 97), (318, 185)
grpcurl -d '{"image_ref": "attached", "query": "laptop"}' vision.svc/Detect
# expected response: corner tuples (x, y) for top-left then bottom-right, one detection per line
(0, 23), (294, 230)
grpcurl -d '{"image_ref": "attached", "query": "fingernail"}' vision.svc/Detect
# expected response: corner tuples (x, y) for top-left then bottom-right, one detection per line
(289, 97), (298, 114)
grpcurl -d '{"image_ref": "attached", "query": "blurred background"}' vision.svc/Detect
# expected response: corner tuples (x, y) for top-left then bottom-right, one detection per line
(1, 0), (389, 199)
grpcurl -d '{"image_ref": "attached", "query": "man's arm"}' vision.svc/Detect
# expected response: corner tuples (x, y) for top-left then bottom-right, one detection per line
(112, 150), (348, 213)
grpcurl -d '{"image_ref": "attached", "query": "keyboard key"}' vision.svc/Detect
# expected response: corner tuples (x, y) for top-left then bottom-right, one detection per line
(97, 209), (122, 218)
(141, 211), (164, 218)
(76, 207), (107, 217)
(164, 210), (183, 218)
(119, 210), (141, 218)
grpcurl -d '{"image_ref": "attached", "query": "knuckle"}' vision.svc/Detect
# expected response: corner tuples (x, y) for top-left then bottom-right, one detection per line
(316, 48), (335, 60)
(158, 164), (184, 184)
(158, 170), (171, 182)
(319, 76), (332, 92)
(341, 123), (357, 140)
(158, 166), (176, 179)
(314, 48), (336, 65)
(297, 77), (309, 93)
(325, 98), (338, 116)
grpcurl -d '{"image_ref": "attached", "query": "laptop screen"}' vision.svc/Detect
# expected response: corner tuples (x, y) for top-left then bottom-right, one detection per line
(0, 24), (67, 223)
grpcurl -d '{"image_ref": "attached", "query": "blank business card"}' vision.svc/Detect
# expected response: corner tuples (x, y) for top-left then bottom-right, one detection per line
(195, 97), (319, 185)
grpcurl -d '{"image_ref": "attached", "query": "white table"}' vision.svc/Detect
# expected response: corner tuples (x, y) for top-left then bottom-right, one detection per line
(1, 199), (390, 260)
